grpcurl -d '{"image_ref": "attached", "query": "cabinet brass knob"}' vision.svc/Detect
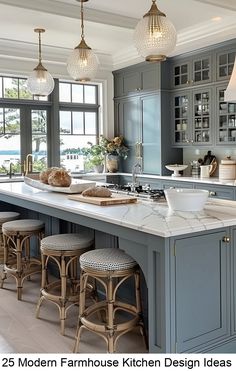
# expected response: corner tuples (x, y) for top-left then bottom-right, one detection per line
(222, 236), (230, 243)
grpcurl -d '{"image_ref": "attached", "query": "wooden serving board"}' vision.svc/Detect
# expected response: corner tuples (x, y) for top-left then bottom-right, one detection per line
(68, 194), (137, 206)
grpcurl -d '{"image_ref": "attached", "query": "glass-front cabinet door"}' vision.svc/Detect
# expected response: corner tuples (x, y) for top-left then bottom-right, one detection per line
(173, 62), (190, 88)
(173, 88), (212, 146)
(192, 56), (211, 85)
(193, 89), (212, 144)
(172, 55), (211, 88)
(173, 91), (191, 145)
(217, 86), (236, 144)
(217, 51), (235, 81)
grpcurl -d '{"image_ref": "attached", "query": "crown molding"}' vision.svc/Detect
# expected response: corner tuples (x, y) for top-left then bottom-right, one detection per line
(0, 37), (113, 72)
(0, 0), (137, 29)
(194, 0), (236, 11)
(112, 17), (236, 69)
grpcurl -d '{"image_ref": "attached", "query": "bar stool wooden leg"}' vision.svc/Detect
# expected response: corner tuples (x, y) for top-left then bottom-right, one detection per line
(73, 270), (87, 353)
(107, 275), (114, 353)
(16, 235), (23, 300)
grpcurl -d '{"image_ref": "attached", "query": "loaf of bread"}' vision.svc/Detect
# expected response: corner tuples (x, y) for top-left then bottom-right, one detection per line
(82, 186), (112, 197)
(48, 168), (72, 187)
(39, 167), (59, 184)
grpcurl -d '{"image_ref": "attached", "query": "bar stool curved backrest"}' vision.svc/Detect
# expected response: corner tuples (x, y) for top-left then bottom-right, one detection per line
(1, 219), (45, 300)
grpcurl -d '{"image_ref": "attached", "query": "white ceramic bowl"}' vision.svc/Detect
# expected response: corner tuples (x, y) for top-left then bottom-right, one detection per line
(165, 164), (188, 177)
(164, 188), (209, 211)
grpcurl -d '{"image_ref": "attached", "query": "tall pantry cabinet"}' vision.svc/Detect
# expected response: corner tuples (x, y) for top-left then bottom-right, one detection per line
(113, 62), (182, 175)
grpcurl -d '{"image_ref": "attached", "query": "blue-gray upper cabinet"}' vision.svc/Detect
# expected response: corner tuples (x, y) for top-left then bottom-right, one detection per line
(171, 53), (212, 89)
(216, 48), (236, 82)
(172, 87), (213, 146)
(115, 93), (162, 174)
(172, 229), (230, 352)
(114, 96), (141, 173)
(215, 83), (236, 145)
(115, 92), (182, 175)
(113, 63), (161, 98)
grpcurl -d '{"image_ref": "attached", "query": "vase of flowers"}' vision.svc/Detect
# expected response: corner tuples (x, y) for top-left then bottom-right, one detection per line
(100, 135), (129, 173)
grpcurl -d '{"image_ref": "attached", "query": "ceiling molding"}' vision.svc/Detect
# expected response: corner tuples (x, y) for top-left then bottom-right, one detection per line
(0, 37), (113, 72)
(194, 0), (236, 11)
(177, 16), (236, 45)
(0, 0), (137, 29)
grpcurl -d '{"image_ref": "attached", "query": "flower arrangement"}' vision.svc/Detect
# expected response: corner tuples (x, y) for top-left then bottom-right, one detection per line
(100, 135), (129, 159)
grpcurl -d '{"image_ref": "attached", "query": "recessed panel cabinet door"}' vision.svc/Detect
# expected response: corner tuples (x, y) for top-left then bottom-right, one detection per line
(174, 231), (229, 352)
(141, 94), (160, 174)
(116, 97), (140, 173)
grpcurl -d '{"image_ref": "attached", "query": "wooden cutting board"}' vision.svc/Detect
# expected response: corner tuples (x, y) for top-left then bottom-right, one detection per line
(68, 194), (137, 206)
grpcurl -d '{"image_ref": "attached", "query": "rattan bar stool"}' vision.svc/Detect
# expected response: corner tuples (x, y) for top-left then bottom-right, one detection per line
(1, 219), (45, 300)
(36, 232), (94, 336)
(74, 248), (145, 353)
(0, 212), (20, 263)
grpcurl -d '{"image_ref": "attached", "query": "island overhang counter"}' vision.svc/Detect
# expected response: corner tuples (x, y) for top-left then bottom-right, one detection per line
(0, 182), (236, 354)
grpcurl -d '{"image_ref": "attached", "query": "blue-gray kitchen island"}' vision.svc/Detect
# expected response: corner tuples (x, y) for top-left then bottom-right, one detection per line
(0, 182), (236, 353)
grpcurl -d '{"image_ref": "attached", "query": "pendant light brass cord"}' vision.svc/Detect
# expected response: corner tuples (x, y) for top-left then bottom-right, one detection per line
(34, 28), (47, 71)
(80, 0), (84, 41)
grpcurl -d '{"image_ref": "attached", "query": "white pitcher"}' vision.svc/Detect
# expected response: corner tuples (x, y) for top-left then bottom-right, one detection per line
(200, 164), (213, 178)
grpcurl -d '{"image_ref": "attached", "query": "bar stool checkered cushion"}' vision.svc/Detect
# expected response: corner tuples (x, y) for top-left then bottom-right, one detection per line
(0, 212), (20, 224)
(80, 248), (137, 271)
(2, 219), (44, 232)
(41, 232), (94, 251)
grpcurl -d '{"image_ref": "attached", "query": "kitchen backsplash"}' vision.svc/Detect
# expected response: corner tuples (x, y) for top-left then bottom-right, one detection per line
(183, 147), (236, 177)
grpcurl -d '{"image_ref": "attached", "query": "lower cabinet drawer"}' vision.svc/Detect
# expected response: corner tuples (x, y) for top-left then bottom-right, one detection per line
(194, 184), (234, 200)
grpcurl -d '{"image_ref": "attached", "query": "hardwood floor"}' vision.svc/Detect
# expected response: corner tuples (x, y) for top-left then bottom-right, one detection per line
(0, 270), (146, 353)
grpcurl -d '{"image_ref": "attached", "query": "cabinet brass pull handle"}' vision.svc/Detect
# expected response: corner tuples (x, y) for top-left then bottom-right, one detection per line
(209, 191), (216, 196)
(222, 236), (230, 243)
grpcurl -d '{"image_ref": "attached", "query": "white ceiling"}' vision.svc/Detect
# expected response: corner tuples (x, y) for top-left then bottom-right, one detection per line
(0, 0), (236, 73)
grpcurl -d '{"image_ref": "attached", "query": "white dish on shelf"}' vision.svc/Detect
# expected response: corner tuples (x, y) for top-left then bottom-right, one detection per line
(164, 188), (209, 211)
(24, 175), (96, 194)
(165, 164), (188, 177)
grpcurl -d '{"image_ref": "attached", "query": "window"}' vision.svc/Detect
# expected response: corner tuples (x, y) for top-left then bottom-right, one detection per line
(31, 110), (48, 172)
(0, 76), (47, 101)
(59, 82), (99, 172)
(0, 107), (21, 174)
(0, 76), (50, 176)
(0, 76), (101, 175)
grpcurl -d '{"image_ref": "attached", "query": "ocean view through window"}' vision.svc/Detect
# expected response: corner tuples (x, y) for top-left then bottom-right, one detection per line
(0, 76), (101, 175)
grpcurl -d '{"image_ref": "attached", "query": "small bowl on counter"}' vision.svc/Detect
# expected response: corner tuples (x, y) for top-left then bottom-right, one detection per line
(164, 188), (209, 212)
(165, 164), (188, 177)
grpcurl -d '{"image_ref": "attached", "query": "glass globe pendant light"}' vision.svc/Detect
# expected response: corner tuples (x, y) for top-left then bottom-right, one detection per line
(67, 0), (99, 82)
(134, 0), (177, 62)
(27, 28), (55, 97)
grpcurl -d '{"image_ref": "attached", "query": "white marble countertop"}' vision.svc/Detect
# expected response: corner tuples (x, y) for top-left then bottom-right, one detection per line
(1, 182), (236, 238)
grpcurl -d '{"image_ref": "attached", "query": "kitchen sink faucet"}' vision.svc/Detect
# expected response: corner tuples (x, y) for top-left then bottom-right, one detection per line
(131, 162), (142, 192)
